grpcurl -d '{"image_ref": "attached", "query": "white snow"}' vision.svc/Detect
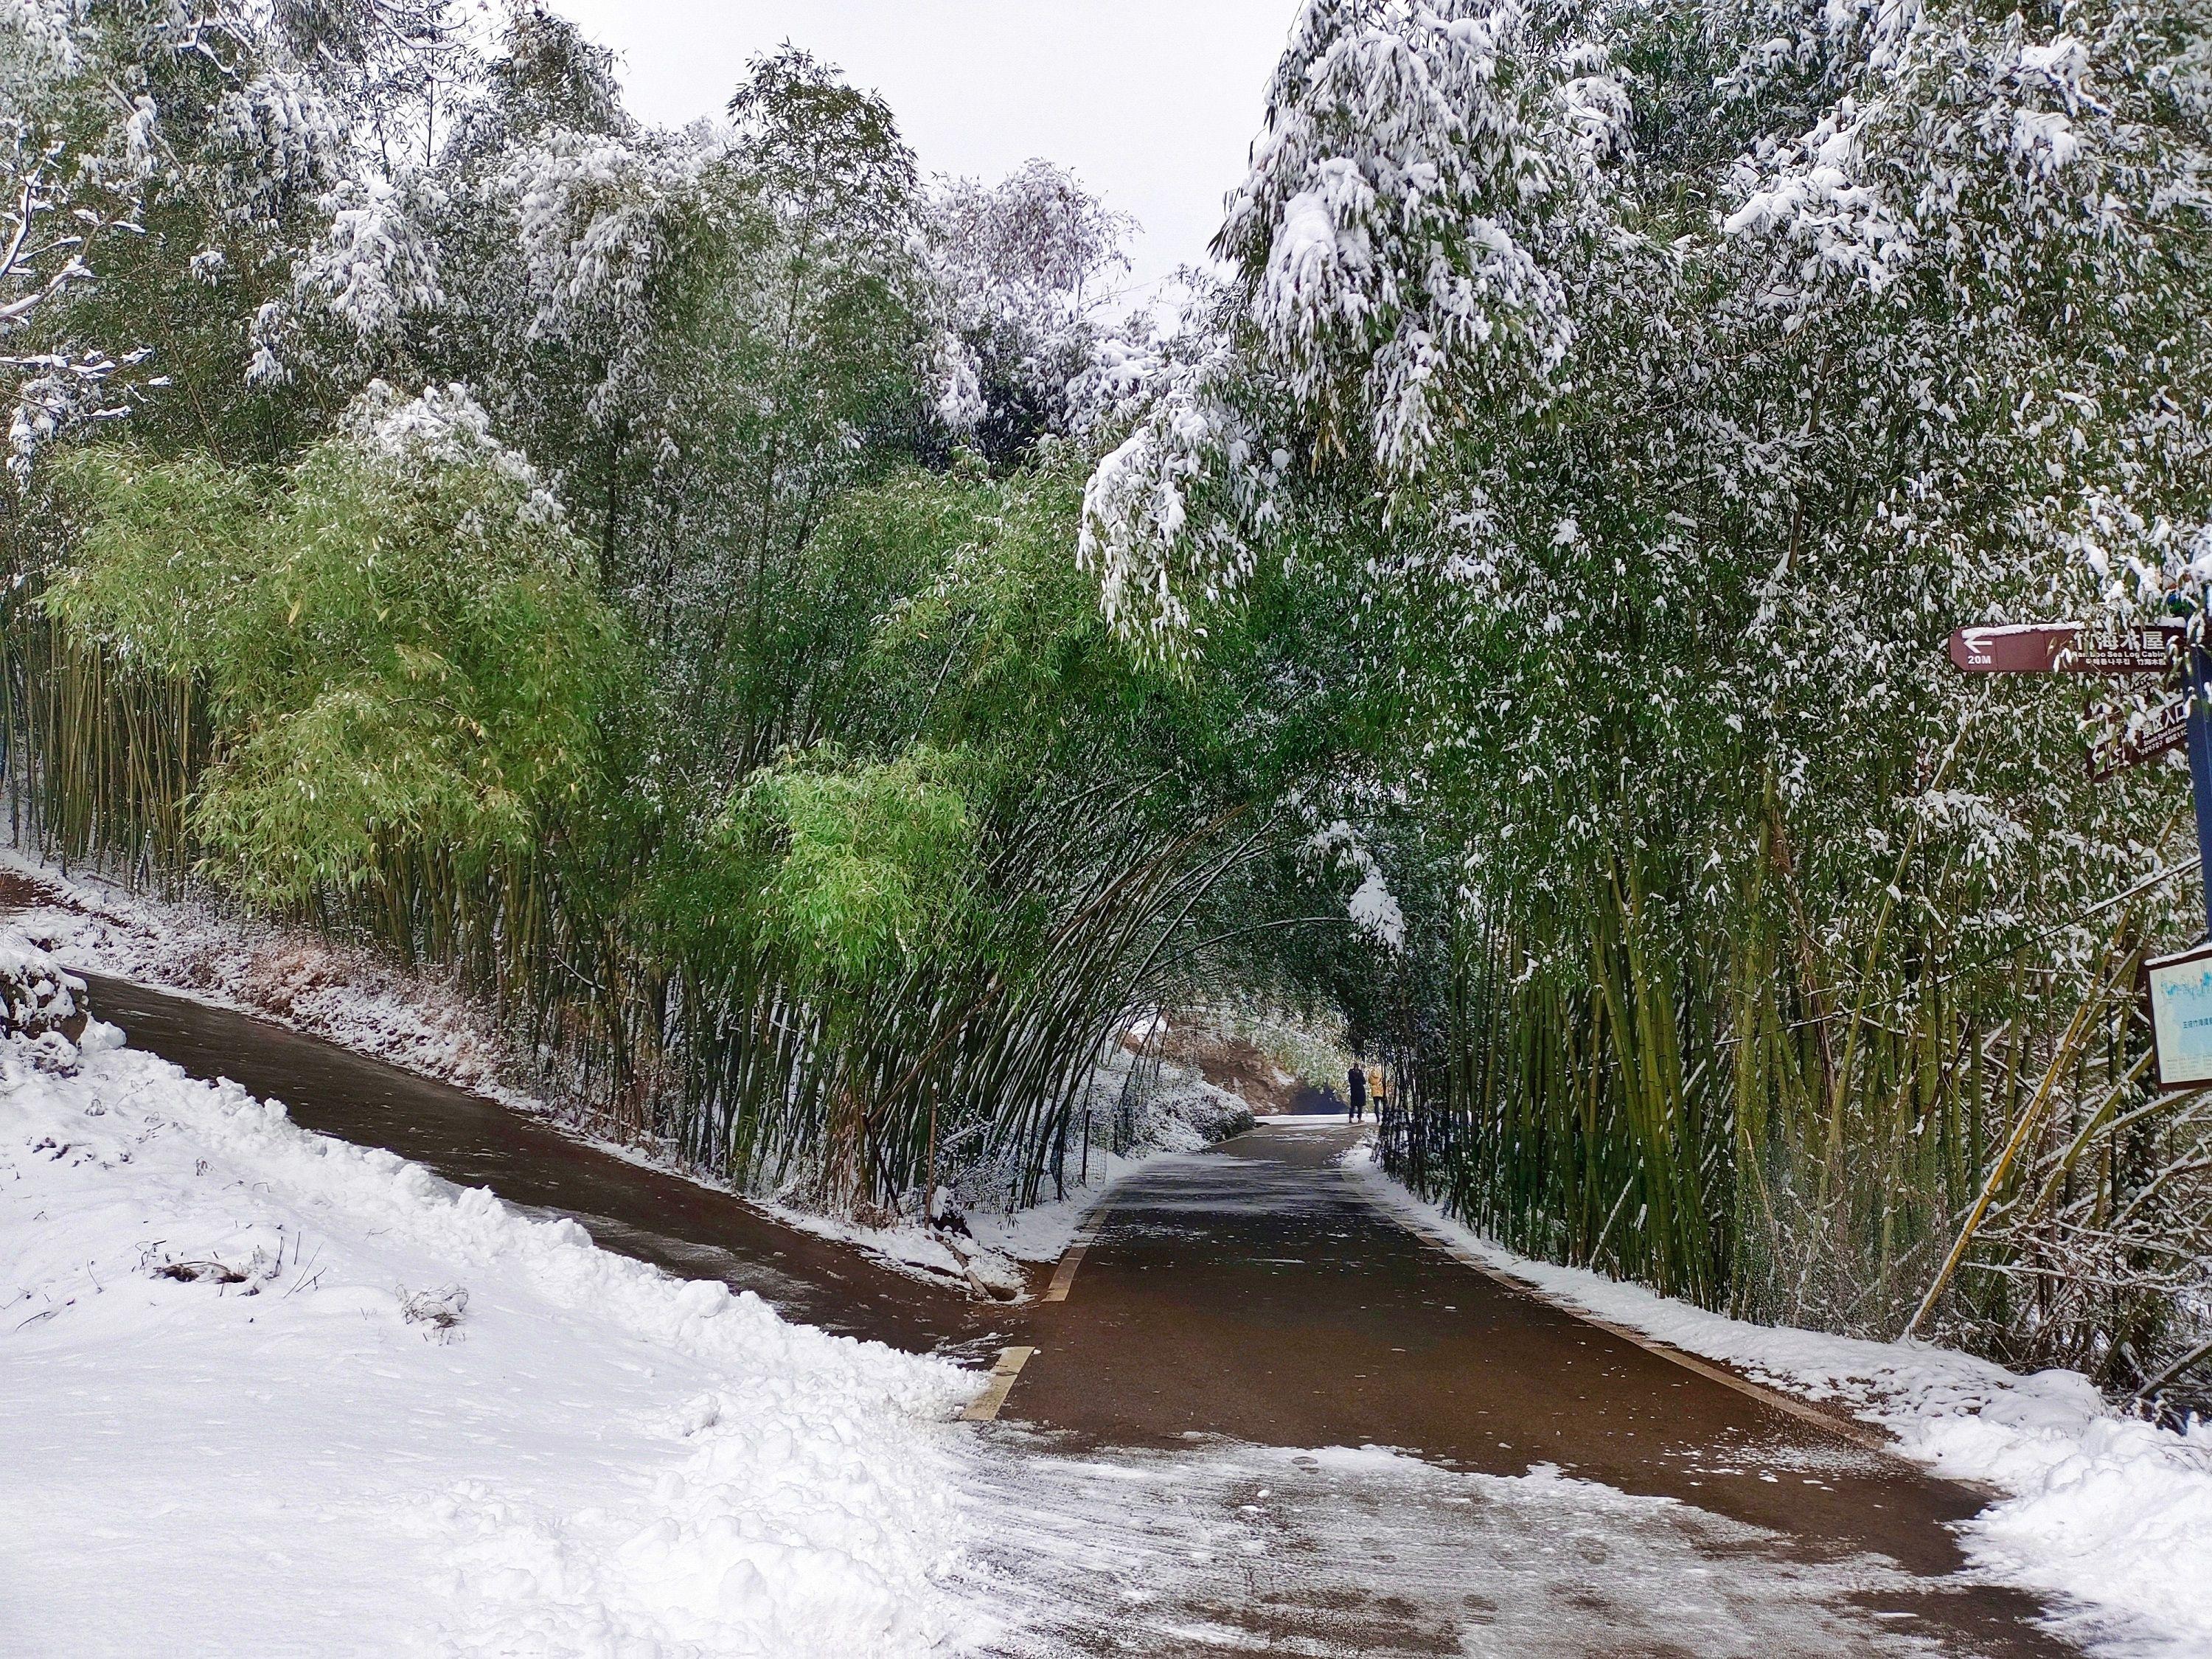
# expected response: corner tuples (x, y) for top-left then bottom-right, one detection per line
(961, 1140), (1163, 1267)
(1, 931), (982, 1657)
(1345, 868), (1406, 951)
(957, 1436), (1950, 1656)
(0, 851), (1257, 1298)
(1303, 820), (1406, 953)
(0, 846), (549, 1121)
(1345, 1144), (2212, 1656)
(965, 1052), (1257, 1265)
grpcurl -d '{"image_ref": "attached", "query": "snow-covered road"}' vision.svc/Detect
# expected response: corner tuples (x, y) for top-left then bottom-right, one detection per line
(953, 1431), (1969, 1657)
(970, 1121), (2101, 1658)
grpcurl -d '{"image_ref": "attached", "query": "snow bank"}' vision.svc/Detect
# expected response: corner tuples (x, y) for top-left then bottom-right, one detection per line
(0, 852), (1256, 1298)
(1, 930), (981, 1657)
(0, 846), (547, 1119)
(0, 927), (85, 1038)
(767, 1065), (1256, 1294)
(771, 1040), (1265, 1285)
(961, 1051), (1256, 1267)
(961, 1139), (1161, 1267)
(1345, 1145), (2212, 1655)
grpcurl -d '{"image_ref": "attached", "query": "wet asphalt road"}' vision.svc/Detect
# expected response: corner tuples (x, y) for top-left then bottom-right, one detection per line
(37, 952), (2087, 1655)
(70, 969), (998, 1360)
(978, 1121), (2083, 1657)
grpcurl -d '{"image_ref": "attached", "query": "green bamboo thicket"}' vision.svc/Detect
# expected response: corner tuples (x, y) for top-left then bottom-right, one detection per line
(1073, 0), (2212, 1403)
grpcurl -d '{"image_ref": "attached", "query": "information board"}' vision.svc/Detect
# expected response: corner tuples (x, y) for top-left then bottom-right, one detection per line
(2145, 942), (2212, 1090)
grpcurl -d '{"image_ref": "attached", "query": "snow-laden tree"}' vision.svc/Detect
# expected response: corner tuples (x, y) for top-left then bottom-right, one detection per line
(0, 0), (470, 476)
(7, 6), (1343, 1235)
(1, 1), (161, 473)
(375, 36), (939, 778)
(1082, 0), (1630, 645)
(1084, 0), (2212, 1388)
(1217, 0), (1619, 468)
(930, 159), (1134, 466)
(0, 118), (150, 478)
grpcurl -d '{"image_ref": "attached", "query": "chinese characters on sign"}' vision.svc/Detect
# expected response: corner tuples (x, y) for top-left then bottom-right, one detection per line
(1948, 621), (2186, 676)
(2089, 696), (2191, 782)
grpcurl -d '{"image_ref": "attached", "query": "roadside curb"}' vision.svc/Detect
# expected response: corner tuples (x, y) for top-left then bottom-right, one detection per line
(1040, 1192), (1117, 1303)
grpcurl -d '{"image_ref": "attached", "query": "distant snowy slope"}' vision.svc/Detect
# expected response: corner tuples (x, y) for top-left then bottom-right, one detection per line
(0, 936), (981, 1658)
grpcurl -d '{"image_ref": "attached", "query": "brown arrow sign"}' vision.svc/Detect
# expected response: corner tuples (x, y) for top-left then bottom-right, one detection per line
(1950, 621), (2187, 675)
(2090, 697), (2192, 781)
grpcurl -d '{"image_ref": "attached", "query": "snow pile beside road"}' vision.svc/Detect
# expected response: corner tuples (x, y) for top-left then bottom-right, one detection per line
(0, 852), (1252, 1297)
(1139, 1057), (1259, 1151)
(964, 1053), (1256, 1267)
(2, 934), (981, 1658)
(767, 1047), (1256, 1290)
(1346, 1145), (2212, 1655)
(964, 1138), (1161, 1267)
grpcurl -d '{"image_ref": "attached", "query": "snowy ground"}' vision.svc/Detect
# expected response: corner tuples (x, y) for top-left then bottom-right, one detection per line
(0, 849), (1255, 1299)
(18, 897), (2211, 1655)
(955, 1433), (1950, 1658)
(0, 849), (564, 1117)
(1345, 1143), (2212, 1656)
(756, 1048), (1259, 1297)
(1, 945), (984, 1658)
(32, 840), (2197, 1652)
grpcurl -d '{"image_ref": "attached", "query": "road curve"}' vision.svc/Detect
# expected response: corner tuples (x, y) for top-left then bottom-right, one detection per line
(35, 953), (2085, 1656)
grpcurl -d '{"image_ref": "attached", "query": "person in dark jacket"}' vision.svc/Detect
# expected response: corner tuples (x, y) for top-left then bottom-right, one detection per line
(1347, 1061), (1367, 1121)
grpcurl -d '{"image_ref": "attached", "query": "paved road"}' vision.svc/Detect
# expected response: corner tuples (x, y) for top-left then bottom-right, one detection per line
(70, 969), (998, 1360)
(962, 1120), (2081, 1657)
(44, 956), (2084, 1655)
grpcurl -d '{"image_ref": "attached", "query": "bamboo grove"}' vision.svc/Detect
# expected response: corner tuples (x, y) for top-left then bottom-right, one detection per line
(1074, 0), (2212, 1405)
(9, 0), (2212, 1404)
(0, 4), (1366, 1226)
(0, 432), (1326, 1220)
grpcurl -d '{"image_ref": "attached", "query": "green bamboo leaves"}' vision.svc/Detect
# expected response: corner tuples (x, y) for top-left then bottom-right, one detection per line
(46, 393), (625, 905)
(717, 747), (977, 984)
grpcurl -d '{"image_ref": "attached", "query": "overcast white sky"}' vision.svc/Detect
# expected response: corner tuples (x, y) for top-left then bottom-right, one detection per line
(550, 0), (1298, 302)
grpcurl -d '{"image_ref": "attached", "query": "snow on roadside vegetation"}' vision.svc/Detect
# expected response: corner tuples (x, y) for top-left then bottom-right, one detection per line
(0, 851), (1254, 1296)
(964, 1038), (1255, 1265)
(1344, 1144), (2212, 1656)
(0, 846), (548, 1117)
(766, 1038), (1259, 1289)
(1, 933), (981, 1658)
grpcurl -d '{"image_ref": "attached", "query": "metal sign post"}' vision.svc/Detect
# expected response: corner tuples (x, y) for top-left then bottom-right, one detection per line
(2188, 644), (2212, 939)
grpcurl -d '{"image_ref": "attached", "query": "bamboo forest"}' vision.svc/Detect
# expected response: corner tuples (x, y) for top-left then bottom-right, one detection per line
(6, 1), (2212, 1654)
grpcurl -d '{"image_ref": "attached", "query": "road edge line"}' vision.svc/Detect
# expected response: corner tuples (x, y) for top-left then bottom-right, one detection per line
(1042, 1209), (1110, 1303)
(961, 1345), (1037, 1422)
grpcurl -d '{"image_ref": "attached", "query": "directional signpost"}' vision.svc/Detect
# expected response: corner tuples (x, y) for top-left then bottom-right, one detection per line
(1947, 619), (2187, 675)
(2088, 695), (2191, 782)
(1950, 616), (2211, 1089)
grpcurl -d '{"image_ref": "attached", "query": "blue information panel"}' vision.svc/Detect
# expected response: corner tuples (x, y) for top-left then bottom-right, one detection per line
(2146, 942), (2212, 1090)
